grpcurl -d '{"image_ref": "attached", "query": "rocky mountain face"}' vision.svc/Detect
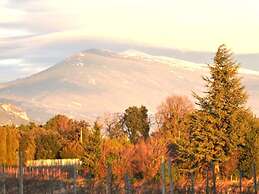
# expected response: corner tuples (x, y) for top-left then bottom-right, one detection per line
(0, 49), (258, 122)
(0, 103), (30, 125)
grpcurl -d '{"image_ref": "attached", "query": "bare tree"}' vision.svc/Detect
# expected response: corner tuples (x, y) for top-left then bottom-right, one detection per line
(98, 113), (125, 139)
(155, 95), (193, 138)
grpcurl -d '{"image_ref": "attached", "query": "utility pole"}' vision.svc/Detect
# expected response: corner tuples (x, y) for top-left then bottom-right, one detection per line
(2, 164), (6, 194)
(73, 165), (77, 194)
(191, 171), (195, 194)
(206, 168), (209, 194)
(161, 156), (166, 194)
(253, 163), (257, 194)
(18, 148), (23, 194)
(106, 164), (112, 194)
(211, 161), (216, 194)
(168, 159), (174, 194)
(239, 170), (243, 194)
(80, 128), (83, 144)
(124, 173), (132, 194)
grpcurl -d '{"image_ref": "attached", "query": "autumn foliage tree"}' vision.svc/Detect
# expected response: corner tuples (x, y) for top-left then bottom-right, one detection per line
(0, 126), (19, 165)
(156, 95), (193, 139)
(35, 130), (62, 159)
(98, 138), (132, 185)
(19, 123), (39, 162)
(45, 114), (73, 132)
(130, 136), (167, 184)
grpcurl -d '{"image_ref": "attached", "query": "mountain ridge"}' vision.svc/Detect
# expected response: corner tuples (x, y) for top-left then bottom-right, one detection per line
(0, 49), (258, 122)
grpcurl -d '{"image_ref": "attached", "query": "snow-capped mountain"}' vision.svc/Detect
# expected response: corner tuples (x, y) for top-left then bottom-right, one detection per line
(0, 103), (30, 125)
(0, 49), (258, 122)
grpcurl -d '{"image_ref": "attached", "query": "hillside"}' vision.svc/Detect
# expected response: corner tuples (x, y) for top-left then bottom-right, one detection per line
(0, 49), (258, 122)
(0, 103), (30, 125)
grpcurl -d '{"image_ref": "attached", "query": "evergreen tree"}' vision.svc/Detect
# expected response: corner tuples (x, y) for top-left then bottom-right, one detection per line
(82, 121), (102, 176)
(255, 118), (259, 174)
(181, 45), (249, 171)
(238, 113), (259, 177)
(35, 130), (62, 159)
(123, 106), (150, 144)
(60, 141), (85, 159)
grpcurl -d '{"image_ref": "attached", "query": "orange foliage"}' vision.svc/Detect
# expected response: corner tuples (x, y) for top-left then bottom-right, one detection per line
(45, 115), (73, 132)
(156, 95), (193, 137)
(98, 138), (133, 185)
(221, 151), (239, 176)
(130, 137), (167, 185)
(98, 134), (167, 187)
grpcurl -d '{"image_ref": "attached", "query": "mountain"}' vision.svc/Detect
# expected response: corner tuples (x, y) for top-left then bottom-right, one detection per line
(0, 49), (258, 122)
(0, 103), (30, 125)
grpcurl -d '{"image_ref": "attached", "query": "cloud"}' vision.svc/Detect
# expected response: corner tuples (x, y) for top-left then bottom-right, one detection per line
(0, 58), (47, 82)
(0, 58), (23, 66)
(0, 57), (47, 76)
(3, 0), (259, 53)
(0, 0), (259, 82)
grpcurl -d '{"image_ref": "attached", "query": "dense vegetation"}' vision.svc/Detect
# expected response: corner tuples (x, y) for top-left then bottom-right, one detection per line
(0, 45), (258, 187)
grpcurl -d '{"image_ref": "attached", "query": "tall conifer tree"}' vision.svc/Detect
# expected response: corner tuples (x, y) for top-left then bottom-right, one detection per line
(82, 121), (102, 176)
(180, 45), (249, 171)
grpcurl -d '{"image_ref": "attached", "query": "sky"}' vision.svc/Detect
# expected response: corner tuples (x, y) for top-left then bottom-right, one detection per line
(0, 0), (259, 82)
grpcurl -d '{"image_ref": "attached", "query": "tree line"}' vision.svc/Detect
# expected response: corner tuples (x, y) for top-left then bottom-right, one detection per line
(0, 45), (258, 188)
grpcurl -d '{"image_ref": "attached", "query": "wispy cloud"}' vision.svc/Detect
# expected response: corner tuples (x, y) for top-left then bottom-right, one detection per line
(0, 58), (47, 82)
(0, 0), (259, 82)
(2, 0), (259, 52)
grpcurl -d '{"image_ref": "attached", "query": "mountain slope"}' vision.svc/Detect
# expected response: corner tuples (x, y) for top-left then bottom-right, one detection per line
(0, 49), (258, 122)
(0, 103), (30, 125)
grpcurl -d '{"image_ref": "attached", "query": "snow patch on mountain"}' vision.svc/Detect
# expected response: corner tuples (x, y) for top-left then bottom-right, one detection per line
(119, 49), (259, 76)
(73, 63), (85, 67)
(119, 49), (206, 71)
(119, 49), (152, 58)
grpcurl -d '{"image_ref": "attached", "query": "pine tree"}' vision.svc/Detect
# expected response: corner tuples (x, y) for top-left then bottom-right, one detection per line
(82, 121), (102, 176)
(181, 45), (249, 171)
(238, 112), (258, 177)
